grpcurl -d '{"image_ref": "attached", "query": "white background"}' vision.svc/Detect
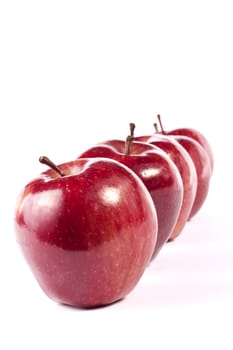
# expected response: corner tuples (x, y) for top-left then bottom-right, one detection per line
(0, 1), (233, 349)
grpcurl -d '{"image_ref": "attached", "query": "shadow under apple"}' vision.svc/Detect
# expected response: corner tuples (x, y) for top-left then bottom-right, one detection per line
(125, 215), (233, 309)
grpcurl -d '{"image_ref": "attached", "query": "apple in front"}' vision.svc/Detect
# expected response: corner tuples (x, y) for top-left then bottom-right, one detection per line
(14, 157), (157, 308)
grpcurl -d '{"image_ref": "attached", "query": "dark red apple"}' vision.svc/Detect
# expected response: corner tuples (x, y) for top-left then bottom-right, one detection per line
(78, 128), (183, 258)
(155, 115), (212, 219)
(14, 156), (157, 308)
(171, 135), (212, 219)
(135, 133), (197, 240)
(157, 114), (214, 172)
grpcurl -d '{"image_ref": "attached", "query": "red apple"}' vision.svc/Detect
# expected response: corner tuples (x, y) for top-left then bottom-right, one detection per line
(157, 114), (214, 172)
(78, 128), (183, 258)
(155, 115), (212, 219)
(135, 133), (197, 240)
(171, 135), (212, 219)
(14, 156), (157, 308)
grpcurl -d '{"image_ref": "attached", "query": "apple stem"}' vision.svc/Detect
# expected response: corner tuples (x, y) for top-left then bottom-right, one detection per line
(129, 122), (135, 136)
(124, 135), (134, 155)
(124, 123), (135, 155)
(157, 114), (165, 134)
(39, 156), (65, 177)
(153, 123), (159, 133)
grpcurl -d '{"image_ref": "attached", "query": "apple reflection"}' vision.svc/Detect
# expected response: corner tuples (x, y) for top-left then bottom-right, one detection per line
(140, 167), (161, 179)
(100, 186), (121, 206)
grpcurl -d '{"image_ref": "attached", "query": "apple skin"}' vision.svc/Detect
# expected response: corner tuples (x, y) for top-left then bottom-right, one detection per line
(166, 128), (214, 172)
(78, 140), (183, 258)
(14, 158), (157, 308)
(171, 135), (212, 219)
(135, 134), (197, 241)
